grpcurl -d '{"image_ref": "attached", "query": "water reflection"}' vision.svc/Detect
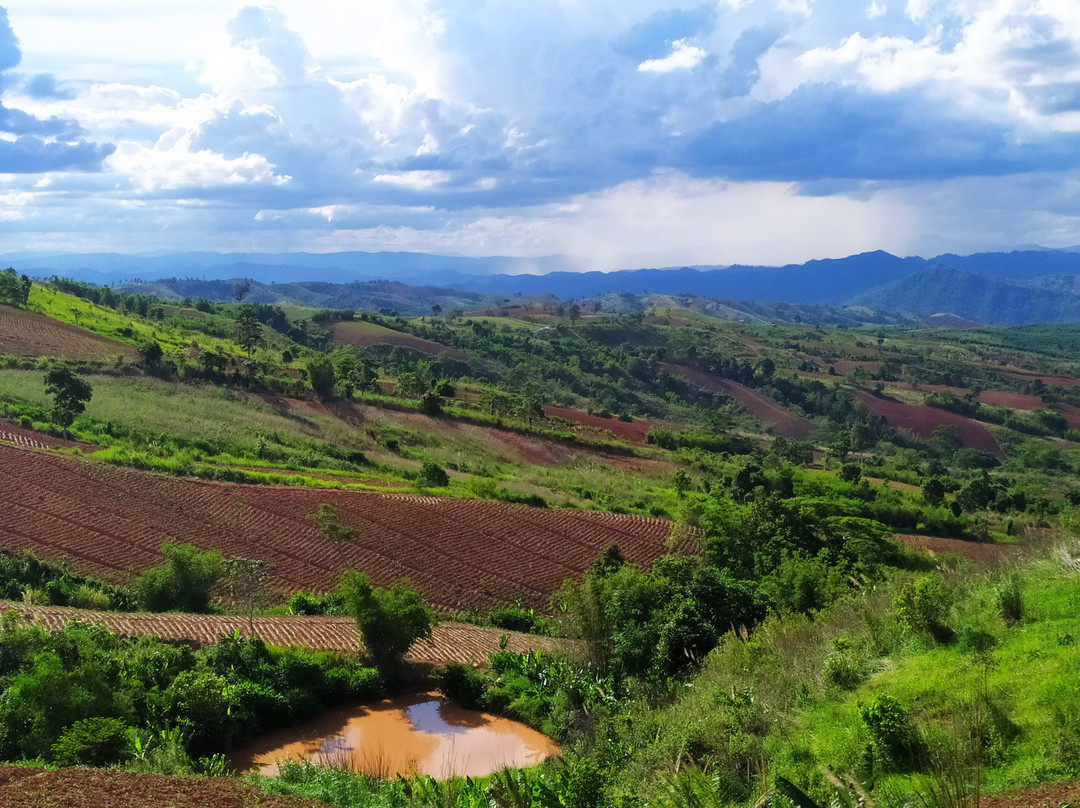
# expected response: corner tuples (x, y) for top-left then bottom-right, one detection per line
(230, 692), (559, 779)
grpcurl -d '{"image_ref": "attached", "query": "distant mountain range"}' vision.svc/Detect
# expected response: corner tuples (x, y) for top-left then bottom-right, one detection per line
(9, 247), (1080, 324)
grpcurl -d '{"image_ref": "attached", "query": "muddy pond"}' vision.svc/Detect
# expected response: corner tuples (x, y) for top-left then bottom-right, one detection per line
(230, 692), (560, 779)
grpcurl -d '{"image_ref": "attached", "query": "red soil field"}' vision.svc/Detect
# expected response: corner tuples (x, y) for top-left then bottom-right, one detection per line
(0, 420), (89, 450)
(979, 390), (1044, 410)
(1000, 370), (1080, 387)
(855, 391), (1001, 455)
(0, 445), (685, 613)
(0, 306), (137, 361)
(332, 321), (467, 360)
(661, 364), (813, 439)
(0, 766), (332, 808)
(543, 406), (650, 444)
(892, 534), (1021, 565)
(1051, 403), (1080, 431)
(0, 602), (575, 666)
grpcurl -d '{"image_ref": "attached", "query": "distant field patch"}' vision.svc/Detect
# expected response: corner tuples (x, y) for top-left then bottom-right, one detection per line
(0, 306), (137, 361)
(855, 391), (1001, 455)
(543, 406), (650, 445)
(979, 390), (1043, 410)
(333, 321), (467, 359)
(0, 445), (685, 612)
(661, 364), (813, 439)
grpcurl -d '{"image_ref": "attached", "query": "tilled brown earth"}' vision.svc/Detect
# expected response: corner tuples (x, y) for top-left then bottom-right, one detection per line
(0, 766), (332, 808)
(0, 602), (579, 666)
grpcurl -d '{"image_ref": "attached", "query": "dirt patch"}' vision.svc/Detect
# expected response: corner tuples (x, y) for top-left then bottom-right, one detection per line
(333, 321), (467, 360)
(661, 364), (813, 439)
(0, 307), (137, 361)
(0, 444), (685, 612)
(892, 534), (1022, 564)
(543, 406), (650, 444)
(980, 777), (1080, 808)
(0, 420), (93, 451)
(855, 391), (1001, 455)
(0, 766), (331, 808)
(979, 391), (1044, 410)
(1000, 370), (1080, 388)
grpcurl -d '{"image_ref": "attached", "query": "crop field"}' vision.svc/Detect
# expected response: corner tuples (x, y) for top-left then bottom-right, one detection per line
(542, 405), (650, 444)
(0, 602), (574, 665)
(855, 391), (1001, 454)
(0, 445), (683, 612)
(333, 320), (467, 360)
(661, 363), (814, 439)
(0, 766), (330, 808)
(979, 390), (1044, 410)
(0, 306), (137, 361)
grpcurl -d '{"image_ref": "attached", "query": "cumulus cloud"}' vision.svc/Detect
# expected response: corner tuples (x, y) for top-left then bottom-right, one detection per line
(3, 0), (1080, 262)
(638, 39), (708, 72)
(0, 7), (113, 172)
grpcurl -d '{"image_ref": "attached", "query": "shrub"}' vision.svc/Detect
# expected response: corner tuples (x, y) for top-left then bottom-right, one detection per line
(338, 571), (434, 671)
(417, 461), (450, 488)
(437, 663), (487, 710)
(997, 575), (1023, 626)
(893, 575), (953, 642)
(136, 542), (223, 613)
(489, 605), (536, 633)
(51, 717), (132, 766)
(859, 694), (921, 773)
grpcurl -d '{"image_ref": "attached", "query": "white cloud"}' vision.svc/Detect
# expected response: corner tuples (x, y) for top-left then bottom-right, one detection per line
(638, 39), (707, 72)
(372, 170), (451, 189)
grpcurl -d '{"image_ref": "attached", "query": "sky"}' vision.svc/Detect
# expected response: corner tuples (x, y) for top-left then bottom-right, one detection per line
(1, 1), (1079, 270)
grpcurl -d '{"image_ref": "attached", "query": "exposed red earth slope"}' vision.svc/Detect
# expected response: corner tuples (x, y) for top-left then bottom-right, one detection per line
(660, 363), (814, 439)
(0, 603), (575, 666)
(855, 391), (1001, 455)
(0, 306), (138, 360)
(332, 321), (467, 360)
(542, 405), (651, 444)
(0, 444), (686, 612)
(0, 766), (333, 808)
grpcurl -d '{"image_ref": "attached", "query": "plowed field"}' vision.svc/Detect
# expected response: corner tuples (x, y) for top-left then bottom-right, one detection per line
(333, 321), (466, 360)
(0, 766), (332, 808)
(661, 364), (813, 439)
(855, 392), (1001, 455)
(892, 534), (1021, 564)
(543, 406), (650, 444)
(0, 445), (684, 612)
(0, 602), (575, 666)
(0, 306), (137, 360)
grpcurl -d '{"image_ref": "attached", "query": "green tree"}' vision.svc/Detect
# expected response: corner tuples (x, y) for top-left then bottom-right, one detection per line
(338, 570), (433, 670)
(417, 461), (449, 488)
(307, 354), (336, 400)
(234, 305), (261, 358)
(222, 557), (271, 636)
(0, 268), (31, 308)
(136, 541), (224, 613)
(43, 364), (92, 436)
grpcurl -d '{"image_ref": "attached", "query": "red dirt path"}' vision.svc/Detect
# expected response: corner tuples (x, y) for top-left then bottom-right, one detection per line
(543, 406), (650, 444)
(855, 392), (1001, 455)
(0, 444), (685, 612)
(0, 306), (137, 361)
(0, 602), (575, 666)
(661, 364), (813, 439)
(0, 766), (332, 808)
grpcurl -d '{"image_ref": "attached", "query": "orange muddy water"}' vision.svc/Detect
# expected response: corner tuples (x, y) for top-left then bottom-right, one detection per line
(230, 693), (560, 779)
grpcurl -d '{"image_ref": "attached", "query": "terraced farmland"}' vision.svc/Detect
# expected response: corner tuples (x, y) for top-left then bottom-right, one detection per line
(0, 306), (137, 361)
(0, 444), (686, 612)
(0, 602), (574, 666)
